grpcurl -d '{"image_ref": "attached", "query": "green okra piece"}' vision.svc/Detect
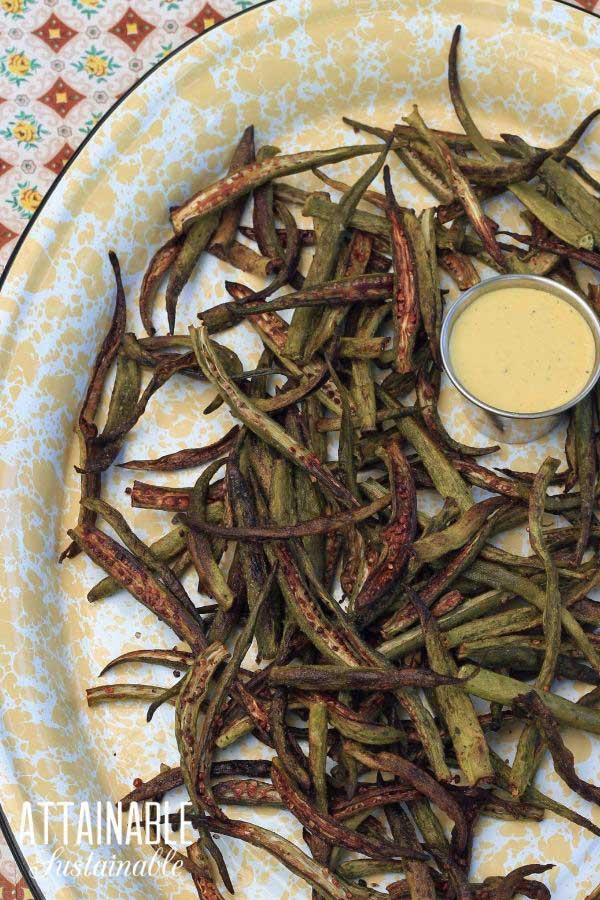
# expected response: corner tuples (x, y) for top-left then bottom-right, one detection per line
(379, 597), (539, 660)
(165, 210), (220, 334)
(86, 683), (180, 707)
(574, 395), (597, 564)
(481, 794), (544, 823)
(99, 648), (193, 677)
(270, 689), (311, 793)
(314, 402), (414, 433)
(232, 442), (281, 658)
(403, 208), (439, 363)
(416, 365), (499, 458)
(194, 571), (275, 816)
(205, 543), (244, 645)
(305, 229), (374, 359)
(71, 522), (205, 652)
(214, 714), (255, 750)
(384, 803), (436, 900)
(329, 710), (405, 745)
(411, 590), (493, 787)
(88, 524), (188, 602)
(145, 673), (186, 722)
(302, 193), (390, 241)
(138, 235), (184, 337)
(271, 540), (450, 782)
(345, 114), (527, 158)
(202, 271), (393, 332)
(312, 165), (387, 209)
(304, 394), (328, 463)
(568, 157), (600, 193)
(397, 415), (473, 511)
(209, 124), (257, 256)
(95, 341), (239, 446)
(453, 457), (600, 513)
(308, 702), (329, 814)
(190, 324), (357, 507)
(509, 181), (593, 250)
(490, 749), (600, 837)
(267, 664), (461, 691)
(172, 141), (394, 232)
(564, 410), (579, 493)
(511, 459), (563, 797)
(418, 498), (461, 537)
(349, 305), (386, 431)
(439, 248), (480, 289)
(404, 106), (506, 270)
(530, 458), (563, 689)
(61, 252), (126, 563)
(447, 25), (501, 163)
(408, 129), (547, 186)
(420, 206), (443, 348)
(448, 23), (598, 255)
(209, 240), (276, 277)
(293, 464), (326, 580)
(268, 541), (359, 667)
(187, 839), (225, 900)
(458, 665), (600, 734)
(89, 351), (141, 473)
(399, 143), (455, 202)
(540, 158), (600, 247)
(412, 496), (505, 565)
(286, 410), (326, 581)
(176, 641), (234, 812)
(467, 560), (600, 670)
(336, 859), (404, 881)
(408, 798), (449, 855)
(186, 459), (234, 611)
(478, 544), (580, 580)
(273, 181), (311, 206)
(252, 145), (284, 261)
(328, 362), (360, 499)
(273, 757), (426, 861)
(286, 140), (390, 357)
(456, 639), (540, 672)
(269, 457), (297, 526)
(343, 742), (465, 852)
(383, 167), (421, 374)
(81, 498), (196, 618)
(353, 439), (417, 615)
(201, 816), (384, 900)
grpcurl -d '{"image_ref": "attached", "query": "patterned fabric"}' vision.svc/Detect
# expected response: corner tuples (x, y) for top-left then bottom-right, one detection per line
(0, 0), (596, 894)
(0, 0), (260, 272)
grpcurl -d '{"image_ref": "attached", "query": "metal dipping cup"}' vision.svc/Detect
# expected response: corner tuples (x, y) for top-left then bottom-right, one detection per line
(440, 274), (600, 445)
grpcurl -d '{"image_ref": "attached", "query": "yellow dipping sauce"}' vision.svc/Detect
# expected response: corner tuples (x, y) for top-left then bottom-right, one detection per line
(449, 287), (595, 413)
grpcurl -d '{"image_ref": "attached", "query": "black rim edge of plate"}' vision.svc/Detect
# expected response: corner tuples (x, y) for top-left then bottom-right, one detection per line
(0, 7), (276, 897)
(0, 0), (598, 897)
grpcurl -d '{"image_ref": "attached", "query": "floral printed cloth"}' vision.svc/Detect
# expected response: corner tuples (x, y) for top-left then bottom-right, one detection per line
(0, 0), (597, 895)
(0, 0), (260, 273)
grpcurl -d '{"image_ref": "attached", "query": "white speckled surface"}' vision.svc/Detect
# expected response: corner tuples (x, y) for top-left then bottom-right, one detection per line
(1, 0), (599, 897)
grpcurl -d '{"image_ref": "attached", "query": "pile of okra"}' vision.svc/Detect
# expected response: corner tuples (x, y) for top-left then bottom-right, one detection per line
(63, 27), (600, 900)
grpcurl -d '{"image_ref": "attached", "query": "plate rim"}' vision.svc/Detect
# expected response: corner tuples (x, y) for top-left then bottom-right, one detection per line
(0, 1), (599, 897)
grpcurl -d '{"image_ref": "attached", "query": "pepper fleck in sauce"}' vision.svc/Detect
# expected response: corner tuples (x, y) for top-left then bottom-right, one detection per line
(449, 287), (595, 413)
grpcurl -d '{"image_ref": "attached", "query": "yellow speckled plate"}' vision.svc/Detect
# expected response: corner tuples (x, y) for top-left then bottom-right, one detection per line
(1, 0), (599, 897)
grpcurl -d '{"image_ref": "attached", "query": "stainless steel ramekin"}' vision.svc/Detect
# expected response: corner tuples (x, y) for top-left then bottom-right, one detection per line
(440, 274), (600, 445)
